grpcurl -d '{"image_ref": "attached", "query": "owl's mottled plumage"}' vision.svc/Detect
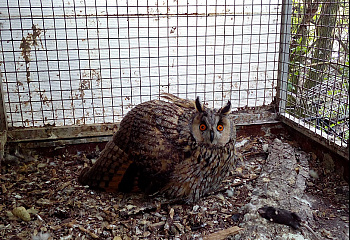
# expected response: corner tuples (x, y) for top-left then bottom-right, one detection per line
(78, 93), (236, 202)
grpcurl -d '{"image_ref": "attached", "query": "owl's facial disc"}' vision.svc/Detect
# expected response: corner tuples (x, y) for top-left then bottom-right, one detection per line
(192, 112), (226, 145)
(191, 98), (232, 146)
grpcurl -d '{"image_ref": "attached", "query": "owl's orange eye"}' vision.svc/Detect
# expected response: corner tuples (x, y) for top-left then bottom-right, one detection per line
(217, 124), (224, 131)
(199, 123), (207, 131)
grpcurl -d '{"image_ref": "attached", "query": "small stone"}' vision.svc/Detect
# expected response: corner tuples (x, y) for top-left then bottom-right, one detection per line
(262, 144), (269, 152)
(37, 163), (47, 168)
(309, 169), (319, 179)
(262, 177), (270, 182)
(126, 204), (135, 210)
(226, 189), (234, 197)
(192, 205), (199, 212)
(12, 206), (31, 221)
(306, 181), (314, 187)
(32, 232), (50, 240)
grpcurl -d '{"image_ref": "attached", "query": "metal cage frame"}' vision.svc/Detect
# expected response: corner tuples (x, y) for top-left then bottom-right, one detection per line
(0, 0), (348, 160)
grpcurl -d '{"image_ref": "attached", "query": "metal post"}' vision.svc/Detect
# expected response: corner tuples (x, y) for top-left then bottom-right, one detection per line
(0, 73), (7, 132)
(277, 0), (293, 115)
(0, 72), (7, 163)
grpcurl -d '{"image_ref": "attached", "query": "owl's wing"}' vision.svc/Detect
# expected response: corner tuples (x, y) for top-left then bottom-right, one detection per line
(78, 139), (137, 192)
(121, 100), (189, 193)
(161, 93), (195, 109)
(78, 105), (141, 192)
(78, 100), (188, 193)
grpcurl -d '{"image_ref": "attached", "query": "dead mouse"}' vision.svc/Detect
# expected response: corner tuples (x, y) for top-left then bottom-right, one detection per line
(258, 206), (319, 239)
(258, 206), (301, 229)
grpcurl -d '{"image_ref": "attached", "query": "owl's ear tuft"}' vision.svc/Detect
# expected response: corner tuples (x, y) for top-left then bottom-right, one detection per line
(195, 97), (203, 112)
(220, 100), (231, 115)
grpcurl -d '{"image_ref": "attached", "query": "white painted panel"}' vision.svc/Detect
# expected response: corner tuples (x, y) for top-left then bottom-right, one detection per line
(0, 0), (282, 127)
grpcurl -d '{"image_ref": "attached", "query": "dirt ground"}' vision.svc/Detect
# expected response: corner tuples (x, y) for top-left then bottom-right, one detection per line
(0, 134), (348, 239)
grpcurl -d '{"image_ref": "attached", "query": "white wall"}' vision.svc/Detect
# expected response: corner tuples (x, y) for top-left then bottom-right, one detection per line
(0, 0), (282, 127)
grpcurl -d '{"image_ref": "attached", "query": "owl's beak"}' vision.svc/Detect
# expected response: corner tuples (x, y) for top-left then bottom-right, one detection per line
(210, 130), (214, 142)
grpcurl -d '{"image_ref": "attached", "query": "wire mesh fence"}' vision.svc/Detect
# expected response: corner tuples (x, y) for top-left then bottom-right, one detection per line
(0, 0), (282, 129)
(0, 0), (348, 151)
(278, 0), (349, 149)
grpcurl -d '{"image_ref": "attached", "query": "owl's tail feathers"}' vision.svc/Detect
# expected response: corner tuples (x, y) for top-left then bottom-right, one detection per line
(161, 93), (195, 109)
(78, 141), (140, 193)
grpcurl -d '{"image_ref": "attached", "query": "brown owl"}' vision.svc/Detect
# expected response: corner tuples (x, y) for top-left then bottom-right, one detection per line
(78, 93), (236, 202)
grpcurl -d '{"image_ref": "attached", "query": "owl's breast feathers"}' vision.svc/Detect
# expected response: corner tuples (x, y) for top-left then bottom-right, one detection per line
(162, 140), (235, 202)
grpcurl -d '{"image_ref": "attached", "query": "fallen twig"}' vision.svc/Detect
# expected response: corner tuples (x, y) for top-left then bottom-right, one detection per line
(203, 226), (243, 240)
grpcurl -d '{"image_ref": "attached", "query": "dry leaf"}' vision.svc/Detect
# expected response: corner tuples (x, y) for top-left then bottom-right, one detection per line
(169, 208), (174, 219)
(27, 207), (39, 215)
(216, 193), (225, 201)
(1, 184), (7, 194)
(50, 225), (62, 231)
(58, 181), (71, 191)
(6, 211), (16, 220)
(78, 225), (99, 239)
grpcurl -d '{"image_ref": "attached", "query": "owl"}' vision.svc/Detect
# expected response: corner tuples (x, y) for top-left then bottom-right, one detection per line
(78, 93), (236, 202)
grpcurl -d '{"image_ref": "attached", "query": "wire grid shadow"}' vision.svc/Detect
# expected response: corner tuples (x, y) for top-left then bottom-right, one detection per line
(278, 0), (349, 149)
(0, 0), (282, 128)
